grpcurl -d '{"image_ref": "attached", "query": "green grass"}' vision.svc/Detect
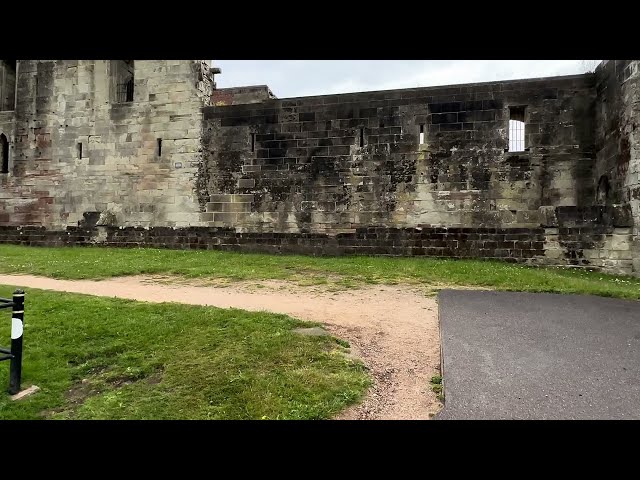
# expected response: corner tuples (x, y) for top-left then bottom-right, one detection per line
(430, 375), (444, 402)
(0, 286), (369, 420)
(0, 245), (639, 300)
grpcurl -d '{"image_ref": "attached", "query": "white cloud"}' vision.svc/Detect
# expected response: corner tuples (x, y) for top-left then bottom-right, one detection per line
(213, 60), (601, 98)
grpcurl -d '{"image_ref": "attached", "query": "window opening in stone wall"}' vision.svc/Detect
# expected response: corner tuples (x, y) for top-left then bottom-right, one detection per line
(359, 128), (364, 147)
(77, 142), (82, 159)
(419, 124), (425, 144)
(112, 60), (134, 103)
(251, 133), (255, 152)
(509, 106), (526, 152)
(1, 134), (8, 174)
(0, 60), (17, 112)
(157, 138), (162, 157)
(596, 175), (610, 204)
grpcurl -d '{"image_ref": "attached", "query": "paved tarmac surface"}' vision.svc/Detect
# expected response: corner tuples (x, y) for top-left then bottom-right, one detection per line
(436, 290), (640, 419)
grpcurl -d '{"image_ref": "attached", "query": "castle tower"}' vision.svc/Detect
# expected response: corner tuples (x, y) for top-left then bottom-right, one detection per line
(0, 60), (214, 228)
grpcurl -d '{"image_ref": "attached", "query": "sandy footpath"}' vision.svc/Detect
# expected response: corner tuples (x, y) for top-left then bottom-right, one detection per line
(0, 274), (442, 420)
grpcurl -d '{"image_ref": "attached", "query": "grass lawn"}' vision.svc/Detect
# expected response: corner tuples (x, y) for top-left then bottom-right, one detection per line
(0, 286), (369, 420)
(0, 245), (639, 300)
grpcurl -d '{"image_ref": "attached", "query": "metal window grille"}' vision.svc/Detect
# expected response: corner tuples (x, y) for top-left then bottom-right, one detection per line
(116, 78), (134, 103)
(509, 120), (525, 151)
(509, 107), (526, 152)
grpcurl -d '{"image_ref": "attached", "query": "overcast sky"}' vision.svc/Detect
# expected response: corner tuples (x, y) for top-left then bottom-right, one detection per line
(212, 60), (601, 98)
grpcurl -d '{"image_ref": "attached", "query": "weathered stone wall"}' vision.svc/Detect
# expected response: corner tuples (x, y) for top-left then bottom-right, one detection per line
(539, 205), (633, 274)
(211, 86), (276, 106)
(200, 74), (596, 236)
(1, 60), (639, 276)
(0, 108), (17, 213)
(0, 60), (213, 228)
(0, 110), (15, 154)
(0, 204), (632, 274)
(594, 60), (640, 272)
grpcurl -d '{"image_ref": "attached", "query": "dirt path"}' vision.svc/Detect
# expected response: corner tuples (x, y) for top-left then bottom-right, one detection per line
(0, 274), (442, 420)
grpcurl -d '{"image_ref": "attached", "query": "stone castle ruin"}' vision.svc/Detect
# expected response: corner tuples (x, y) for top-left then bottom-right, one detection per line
(0, 60), (638, 276)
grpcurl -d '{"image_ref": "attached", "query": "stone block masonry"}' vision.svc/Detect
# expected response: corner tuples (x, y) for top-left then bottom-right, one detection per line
(211, 86), (276, 106)
(194, 64), (639, 275)
(200, 74), (597, 235)
(0, 60), (639, 276)
(0, 204), (632, 275)
(0, 60), (213, 229)
(593, 60), (640, 274)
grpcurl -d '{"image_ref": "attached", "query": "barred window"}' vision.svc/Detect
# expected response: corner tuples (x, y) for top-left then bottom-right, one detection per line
(509, 106), (526, 152)
(111, 60), (134, 103)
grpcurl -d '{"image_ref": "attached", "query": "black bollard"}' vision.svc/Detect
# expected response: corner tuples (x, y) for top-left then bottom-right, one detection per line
(9, 289), (24, 395)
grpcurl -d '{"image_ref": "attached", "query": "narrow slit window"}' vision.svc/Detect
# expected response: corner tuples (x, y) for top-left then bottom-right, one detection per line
(419, 124), (425, 144)
(359, 128), (364, 147)
(509, 106), (526, 152)
(251, 133), (255, 152)
(77, 142), (82, 159)
(157, 138), (162, 157)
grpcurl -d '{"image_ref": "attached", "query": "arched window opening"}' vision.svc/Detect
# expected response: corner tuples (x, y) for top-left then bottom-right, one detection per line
(1, 134), (9, 174)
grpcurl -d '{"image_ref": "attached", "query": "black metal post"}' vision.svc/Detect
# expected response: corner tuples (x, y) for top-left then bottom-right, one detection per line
(9, 289), (24, 395)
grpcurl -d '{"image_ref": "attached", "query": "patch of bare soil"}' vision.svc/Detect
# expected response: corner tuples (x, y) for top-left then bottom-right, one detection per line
(41, 370), (164, 419)
(0, 273), (443, 420)
(40, 378), (101, 418)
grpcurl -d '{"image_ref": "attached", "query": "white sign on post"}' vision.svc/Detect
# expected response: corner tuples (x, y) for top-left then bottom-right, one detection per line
(11, 318), (23, 340)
